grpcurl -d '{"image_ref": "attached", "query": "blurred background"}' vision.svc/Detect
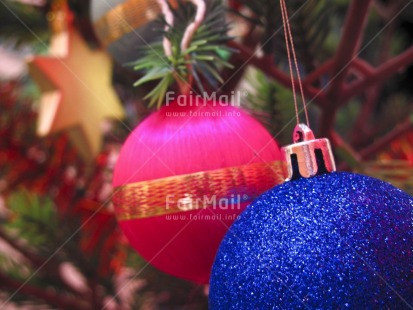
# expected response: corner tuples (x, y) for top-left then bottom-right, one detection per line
(0, 0), (412, 308)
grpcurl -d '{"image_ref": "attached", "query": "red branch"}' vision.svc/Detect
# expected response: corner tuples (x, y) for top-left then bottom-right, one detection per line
(352, 58), (375, 76)
(320, 0), (373, 137)
(303, 59), (334, 88)
(360, 117), (413, 159)
(327, 0), (373, 99)
(330, 131), (362, 161)
(0, 273), (88, 310)
(0, 229), (85, 297)
(350, 20), (398, 147)
(0, 229), (44, 268)
(228, 41), (323, 103)
(342, 46), (413, 102)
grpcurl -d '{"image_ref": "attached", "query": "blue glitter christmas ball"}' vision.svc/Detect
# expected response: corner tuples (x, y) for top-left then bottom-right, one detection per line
(209, 172), (413, 309)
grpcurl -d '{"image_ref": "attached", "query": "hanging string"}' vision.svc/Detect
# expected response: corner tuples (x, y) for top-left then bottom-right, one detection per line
(279, 0), (299, 125)
(279, 0), (310, 127)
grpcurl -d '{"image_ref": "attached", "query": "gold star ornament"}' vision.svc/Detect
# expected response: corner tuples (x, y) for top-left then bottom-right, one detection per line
(28, 26), (125, 161)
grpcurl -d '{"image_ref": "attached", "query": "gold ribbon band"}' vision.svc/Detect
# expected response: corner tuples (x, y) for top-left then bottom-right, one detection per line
(94, 0), (178, 46)
(113, 161), (286, 220)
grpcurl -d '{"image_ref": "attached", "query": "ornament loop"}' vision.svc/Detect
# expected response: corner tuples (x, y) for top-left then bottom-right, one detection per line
(293, 123), (315, 143)
(282, 124), (336, 181)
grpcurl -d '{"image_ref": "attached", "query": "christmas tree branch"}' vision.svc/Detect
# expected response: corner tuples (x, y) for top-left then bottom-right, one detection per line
(321, 0), (373, 137)
(229, 41), (321, 101)
(327, 0), (373, 99)
(352, 58), (375, 76)
(0, 272), (88, 310)
(0, 228), (44, 268)
(342, 46), (413, 102)
(0, 230), (87, 298)
(133, 0), (231, 106)
(1, 192), (94, 299)
(360, 117), (413, 160)
(350, 21), (397, 147)
(330, 130), (362, 171)
(218, 46), (249, 95)
(373, 0), (406, 22)
(302, 59), (334, 91)
(219, 24), (259, 94)
(87, 278), (104, 309)
(350, 88), (381, 147)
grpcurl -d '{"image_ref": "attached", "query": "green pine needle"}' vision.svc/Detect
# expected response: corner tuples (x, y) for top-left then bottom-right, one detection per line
(5, 191), (57, 248)
(130, 0), (233, 108)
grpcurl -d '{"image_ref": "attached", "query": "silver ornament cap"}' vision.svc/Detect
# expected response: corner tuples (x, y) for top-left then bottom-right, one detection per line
(282, 124), (336, 181)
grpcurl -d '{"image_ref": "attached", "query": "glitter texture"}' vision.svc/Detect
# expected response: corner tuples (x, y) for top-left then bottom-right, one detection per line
(209, 172), (413, 309)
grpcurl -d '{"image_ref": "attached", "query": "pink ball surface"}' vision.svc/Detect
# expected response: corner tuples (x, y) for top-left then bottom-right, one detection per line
(113, 97), (284, 283)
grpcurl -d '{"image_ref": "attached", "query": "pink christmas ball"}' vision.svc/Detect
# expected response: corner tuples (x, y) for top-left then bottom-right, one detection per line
(112, 96), (285, 283)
